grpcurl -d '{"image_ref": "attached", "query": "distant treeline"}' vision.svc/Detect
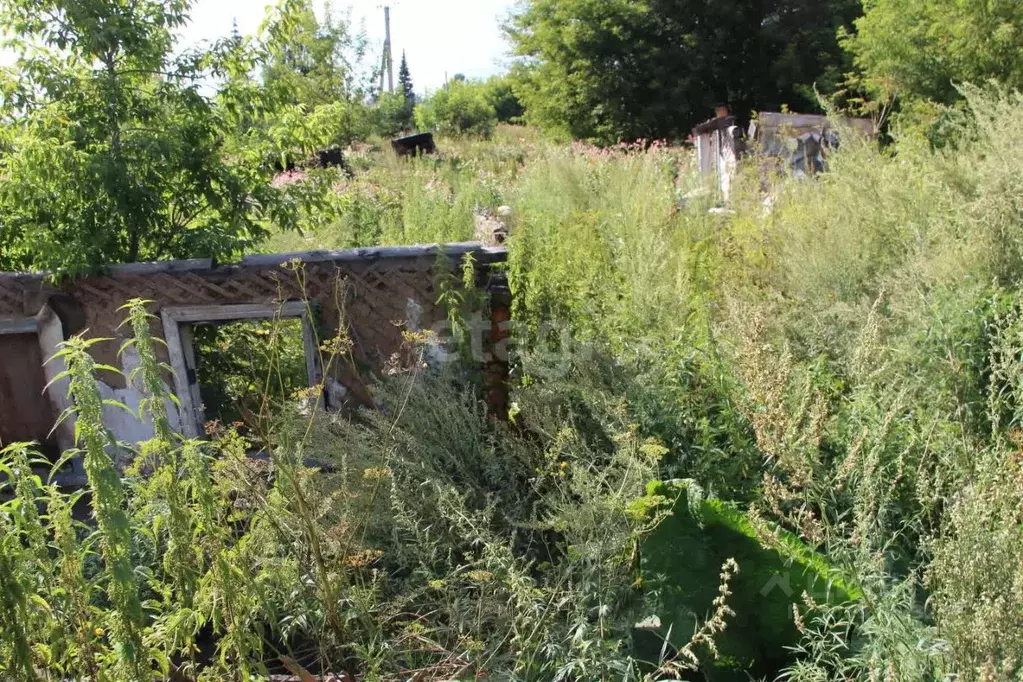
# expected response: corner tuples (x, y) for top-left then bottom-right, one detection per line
(502, 0), (1023, 145)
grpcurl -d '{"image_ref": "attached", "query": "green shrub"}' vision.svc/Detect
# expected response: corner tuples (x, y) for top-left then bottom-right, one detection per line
(927, 448), (1023, 680)
(261, 148), (504, 253)
(485, 75), (525, 124)
(371, 91), (416, 138)
(191, 318), (309, 432)
(415, 80), (497, 137)
(0, 304), (747, 680)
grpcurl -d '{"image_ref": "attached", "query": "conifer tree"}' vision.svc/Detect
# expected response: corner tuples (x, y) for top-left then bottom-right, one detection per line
(399, 51), (415, 105)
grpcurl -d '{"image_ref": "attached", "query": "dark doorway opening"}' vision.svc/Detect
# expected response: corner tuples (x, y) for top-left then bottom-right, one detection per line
(0, 332), (59, 459)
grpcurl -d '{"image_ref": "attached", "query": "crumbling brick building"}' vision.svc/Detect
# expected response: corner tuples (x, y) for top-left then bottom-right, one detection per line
(0, 243), (507, 482)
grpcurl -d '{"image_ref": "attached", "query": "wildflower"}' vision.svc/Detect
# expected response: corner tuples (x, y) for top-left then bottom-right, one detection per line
(294, 386), (321, 401)
(345, 549), (384, 567)
(320, 335), (353, 355)
(634, 614), (661, 630)
(639, 438), (669, 462)
(464, 637), (486, 653)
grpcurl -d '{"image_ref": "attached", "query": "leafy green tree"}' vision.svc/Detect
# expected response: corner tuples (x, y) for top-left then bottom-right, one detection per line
(370, 50), (415, 135)
(0, 0), (290, 275)
(373, 91), (416, 137)
(259, 0), (373, 147)
(261, 0), (368, 108)
(485, 74), (525, 124)
(843, 0), (1023, 112)
(507, 0), (861, 144)
(415, 80), (497, 137)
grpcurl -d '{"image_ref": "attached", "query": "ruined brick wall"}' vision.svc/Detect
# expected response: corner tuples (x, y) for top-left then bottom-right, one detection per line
(0, 244), (507, 450)
(53, 254), (456, 390)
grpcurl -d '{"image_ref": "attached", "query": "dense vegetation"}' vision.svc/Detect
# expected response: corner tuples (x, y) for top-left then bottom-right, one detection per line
(843, 0), (1023, 134)
(504, 0), (1023, 143)
(506, 0), (861, 142)
(4, 0), (1023, 680)
(7, 104), (1023, 679)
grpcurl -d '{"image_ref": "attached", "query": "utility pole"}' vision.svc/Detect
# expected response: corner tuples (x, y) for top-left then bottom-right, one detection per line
(384, 6), (394, 93)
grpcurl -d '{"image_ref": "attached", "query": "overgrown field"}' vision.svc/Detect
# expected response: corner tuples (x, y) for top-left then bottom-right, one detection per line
(6, 91), (1023, 681)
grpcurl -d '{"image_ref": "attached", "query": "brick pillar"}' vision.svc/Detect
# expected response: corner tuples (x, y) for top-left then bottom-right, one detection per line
(484, 272), (512, 420)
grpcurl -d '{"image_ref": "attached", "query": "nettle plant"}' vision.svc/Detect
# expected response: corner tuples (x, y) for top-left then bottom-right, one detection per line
(0, 298), (740, 681)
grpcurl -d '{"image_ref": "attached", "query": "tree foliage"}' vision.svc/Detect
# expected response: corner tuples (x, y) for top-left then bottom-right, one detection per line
(507, 0), (861, 144)
(372, 91), (415, 137)
(0, 0), (373, 276)
(415, 80), (497, 137)
(0, 0), (289, 275)
(485, 75), (525, 124)
(259, 0), (373, 148)
(370, 50), (415, 136)
(843, 0), (1023, 127)
(261, 0), (369, 110)
(398, 51), (415, 105)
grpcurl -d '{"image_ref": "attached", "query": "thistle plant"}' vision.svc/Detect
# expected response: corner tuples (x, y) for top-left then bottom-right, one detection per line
(52, 336), (152, 681)
(121, 299), (198, 606)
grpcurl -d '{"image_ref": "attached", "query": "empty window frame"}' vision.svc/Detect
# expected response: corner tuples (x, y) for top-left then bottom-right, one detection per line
(161, 303), (322, 438)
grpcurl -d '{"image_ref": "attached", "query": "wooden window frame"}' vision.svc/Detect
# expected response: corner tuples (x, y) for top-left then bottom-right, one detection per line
(161, 302), (322, 439)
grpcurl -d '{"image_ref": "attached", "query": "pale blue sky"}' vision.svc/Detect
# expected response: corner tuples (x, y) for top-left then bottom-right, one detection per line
(186, 0), (517, 92)
(0, 1), (517, 93)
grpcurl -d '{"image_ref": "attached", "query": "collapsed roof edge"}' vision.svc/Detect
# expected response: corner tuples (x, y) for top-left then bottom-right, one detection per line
(0, 242), (509, 282)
